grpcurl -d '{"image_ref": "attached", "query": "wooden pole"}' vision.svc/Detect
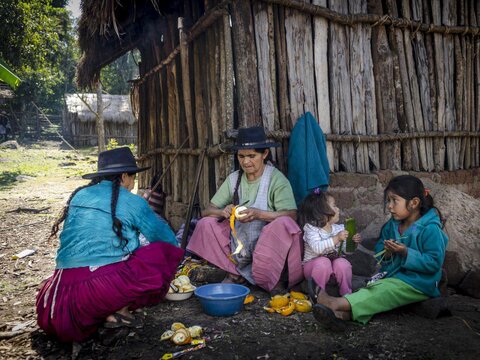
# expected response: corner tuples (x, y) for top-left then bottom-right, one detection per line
(230, 0), (261, 126)
(145, 136), (190, 200)
(368, 0), (400, 170)
(329, 0), (355, 172)
(181, 148), (206, 250)
(312, 0), (333, 171)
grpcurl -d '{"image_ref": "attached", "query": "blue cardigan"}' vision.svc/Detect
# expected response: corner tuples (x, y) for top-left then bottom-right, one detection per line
(56, 181), (177, 269)
(375, 208), (448, 297)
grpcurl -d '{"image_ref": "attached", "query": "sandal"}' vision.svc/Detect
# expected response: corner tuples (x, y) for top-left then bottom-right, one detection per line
(103, 313), (143, 329)
(307, 277), (320, 303)
(312, 303), (347, 332)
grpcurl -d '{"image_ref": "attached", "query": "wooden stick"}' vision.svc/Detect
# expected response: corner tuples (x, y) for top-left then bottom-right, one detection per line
(137, 130), (480, 161)
(6, 207), (50, 214)
(144, 136), (189, 200)
(258, 0), (480, 36)
(31, 102), (79, 154)
(133, 0), (231, 87)
(181, 148), (206, 250)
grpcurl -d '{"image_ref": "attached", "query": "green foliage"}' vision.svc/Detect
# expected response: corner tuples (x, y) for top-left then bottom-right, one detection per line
(0, 0), (77, 113)
(101, 51), (140, 95)
(106, 138), (120, 150)
(106, 138), (136, 153)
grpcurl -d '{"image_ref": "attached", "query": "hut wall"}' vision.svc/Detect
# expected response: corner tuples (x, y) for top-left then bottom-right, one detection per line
(65, 115), (137, 146)
(133, 0), (480, 212)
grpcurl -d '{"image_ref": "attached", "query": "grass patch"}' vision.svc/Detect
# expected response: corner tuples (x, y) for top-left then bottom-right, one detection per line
(0, 145), (96, 190)
(0, 170), (22, 190)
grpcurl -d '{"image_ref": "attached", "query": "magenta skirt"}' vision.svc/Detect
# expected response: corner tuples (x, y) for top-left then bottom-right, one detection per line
(36, 242), (184, 342)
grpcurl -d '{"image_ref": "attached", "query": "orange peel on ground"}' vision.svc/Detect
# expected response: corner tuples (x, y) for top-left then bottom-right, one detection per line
(244, 294), (255, 304)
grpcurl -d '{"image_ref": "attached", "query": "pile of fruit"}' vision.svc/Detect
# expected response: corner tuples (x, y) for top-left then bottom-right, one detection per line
(160, 322), (203, 345)
(168, 275), (196, 294)
(263, 291), (312, 316)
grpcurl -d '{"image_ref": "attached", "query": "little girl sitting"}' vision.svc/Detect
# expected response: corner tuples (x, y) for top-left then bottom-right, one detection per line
(312, 175), (448, 331)
(298, 189), (362, 296)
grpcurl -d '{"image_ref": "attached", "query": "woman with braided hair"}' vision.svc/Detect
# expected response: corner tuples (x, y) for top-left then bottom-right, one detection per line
(36, 147), (183, 342)
(187, 127), (303, 293)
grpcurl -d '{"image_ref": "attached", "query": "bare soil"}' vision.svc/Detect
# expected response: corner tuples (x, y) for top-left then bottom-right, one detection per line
(1, 141), (479, 360)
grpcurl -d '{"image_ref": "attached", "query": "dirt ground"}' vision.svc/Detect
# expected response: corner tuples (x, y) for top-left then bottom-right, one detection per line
(1, 141), (480, 360)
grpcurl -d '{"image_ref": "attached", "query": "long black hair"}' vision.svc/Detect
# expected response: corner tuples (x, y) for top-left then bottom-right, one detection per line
(50, 174), (130, 249)
(297, 191), (335, 229)
(384, 175), (444, 226)
(50, 179), (100, 239)
(232, 148), (272, 205)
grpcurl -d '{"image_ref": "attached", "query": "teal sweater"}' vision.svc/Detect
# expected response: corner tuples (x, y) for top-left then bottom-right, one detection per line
(375, 208), (448, 297)
(56, 181), (177, 269)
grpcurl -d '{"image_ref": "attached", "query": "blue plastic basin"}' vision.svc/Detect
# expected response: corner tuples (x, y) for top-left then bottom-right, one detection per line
(194, 283), (250, 317)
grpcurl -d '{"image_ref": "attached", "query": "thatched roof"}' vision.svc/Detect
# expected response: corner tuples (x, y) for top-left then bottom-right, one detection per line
(64, 94), (136, 124)
(76, 0), (181, 89)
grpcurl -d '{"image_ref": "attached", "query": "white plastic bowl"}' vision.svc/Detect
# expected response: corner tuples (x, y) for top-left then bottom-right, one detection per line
(165, 289), (195, 301)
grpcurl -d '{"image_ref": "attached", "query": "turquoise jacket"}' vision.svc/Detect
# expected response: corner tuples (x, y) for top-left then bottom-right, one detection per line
(56, 181), (177, 269)
(375, 208), (448, 297)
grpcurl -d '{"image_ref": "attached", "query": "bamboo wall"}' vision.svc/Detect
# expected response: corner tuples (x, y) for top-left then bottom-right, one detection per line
(133, 0), (480, 209)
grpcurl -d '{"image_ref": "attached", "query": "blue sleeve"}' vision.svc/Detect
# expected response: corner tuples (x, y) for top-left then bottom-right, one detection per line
(374, 222), (390, 253)
(402, 225), (447, 274)
(135, 199), (178, 247)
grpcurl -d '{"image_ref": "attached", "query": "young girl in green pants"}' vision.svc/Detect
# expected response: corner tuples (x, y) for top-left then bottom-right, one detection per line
(311, 175), (448, 331)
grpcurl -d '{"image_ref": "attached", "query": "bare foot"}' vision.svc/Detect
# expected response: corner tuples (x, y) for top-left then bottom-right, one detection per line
(317, 289), (335, 308)
(222, 273), (246, 285)
(334, 310), (351, 321)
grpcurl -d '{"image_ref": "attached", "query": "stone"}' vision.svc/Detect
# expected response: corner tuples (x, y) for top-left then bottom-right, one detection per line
(443, 251), (464, 286)
(346, 245), (377, 277)
(408, 297), (450, 319)
(328, 188), (356, 210)
(0, 140), (21, 149)
(458, 269), (480, 299)
(189, 265), (226, 284)
(329, 172), (378, 189)
(422, 179), (480, 283)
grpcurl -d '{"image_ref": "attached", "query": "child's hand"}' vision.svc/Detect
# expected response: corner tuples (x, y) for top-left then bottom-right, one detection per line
(335, 230), (349, 244)
(384, 239), (408, 257)
(352, 233), (362, 244)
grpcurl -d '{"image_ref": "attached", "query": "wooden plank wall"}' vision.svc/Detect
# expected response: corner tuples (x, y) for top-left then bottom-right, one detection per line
(135, 0), (480, 209)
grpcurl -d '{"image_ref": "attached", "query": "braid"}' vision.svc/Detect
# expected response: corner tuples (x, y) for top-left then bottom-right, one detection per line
(232, 169), (243, 206)
(111, 176), (128, 249)
(50, 179), (99, 239)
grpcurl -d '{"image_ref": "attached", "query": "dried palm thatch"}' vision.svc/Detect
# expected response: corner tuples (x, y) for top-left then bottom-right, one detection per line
(76, 0), (180, 89)
(64, 94), (136, 124)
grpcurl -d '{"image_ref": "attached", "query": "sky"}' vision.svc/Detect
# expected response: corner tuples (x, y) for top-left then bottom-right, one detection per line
(66, 0), (81, 18)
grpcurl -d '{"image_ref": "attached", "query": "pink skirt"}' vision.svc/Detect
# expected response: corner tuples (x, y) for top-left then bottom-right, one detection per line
(36, 242), (184, 342)
(187, 216), (303, 292)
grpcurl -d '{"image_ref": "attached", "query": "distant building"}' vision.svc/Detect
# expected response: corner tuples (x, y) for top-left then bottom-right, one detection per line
(0, 83), (14, 105)
(63, 93), (137, 146)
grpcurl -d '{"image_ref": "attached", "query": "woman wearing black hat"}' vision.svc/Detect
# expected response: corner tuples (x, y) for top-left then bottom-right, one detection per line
(187, 127), (303, 293)
(36, 147), (183, 342)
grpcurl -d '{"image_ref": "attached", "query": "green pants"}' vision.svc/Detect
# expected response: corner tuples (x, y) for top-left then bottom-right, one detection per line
(344, 278), (428, 324)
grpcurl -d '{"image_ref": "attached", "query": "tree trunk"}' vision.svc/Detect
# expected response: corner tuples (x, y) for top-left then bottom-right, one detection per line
(96, 82), (105, 152)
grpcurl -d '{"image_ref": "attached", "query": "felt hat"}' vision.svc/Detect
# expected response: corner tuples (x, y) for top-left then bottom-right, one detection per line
(231, 126), (280, 150)
(82, 147), (150, 179)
